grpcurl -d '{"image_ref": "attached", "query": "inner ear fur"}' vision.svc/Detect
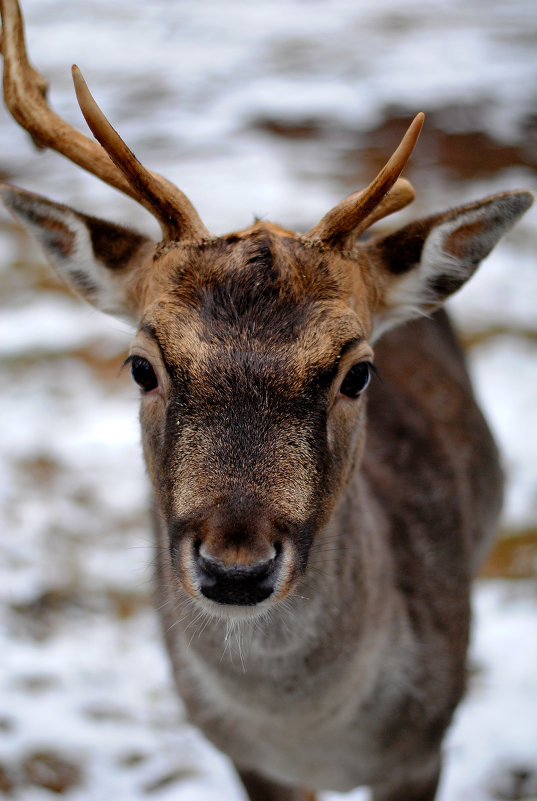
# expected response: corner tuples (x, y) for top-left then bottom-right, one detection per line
(0, 184), (154, 318)
(365, 190), (533, 340)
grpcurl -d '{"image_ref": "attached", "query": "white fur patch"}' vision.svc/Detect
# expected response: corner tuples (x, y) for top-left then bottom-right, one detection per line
(1, 187), (131, 317)
(373, 205), (500, 342)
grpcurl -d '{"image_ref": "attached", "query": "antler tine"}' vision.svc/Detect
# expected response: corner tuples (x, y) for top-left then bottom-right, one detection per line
(71, 66), (209, 241)
(0, 0), (209, 241)
(305, 113), (425, 247)
(309, 178), (416, 246)
(1, 0), (135, 196)
(0, 14), (49, 149)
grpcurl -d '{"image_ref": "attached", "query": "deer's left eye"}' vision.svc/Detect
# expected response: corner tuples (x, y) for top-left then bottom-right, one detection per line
(130, 356), (158, 392)
(339, 362), (372, 399)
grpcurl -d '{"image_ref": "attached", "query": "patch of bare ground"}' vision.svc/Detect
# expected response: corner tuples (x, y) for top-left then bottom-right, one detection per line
(0, 220), (73, 297)
(116, 753), (203, 793)
(9, 586), (150, 640)
(23, 751), (83, 795)
(69, 345), (130, 383)
(0, 761), (15, 794)
(15, 453), (62, 488)
(488, 764), (537, 800)
(118, 751), (149, 768)
(9, 588), (88, 640)
(4, 347), (131, 385)
(0, 259), (69, 299)
(252, 117), (325, 140)
(142, 767), (201, 794)
(480, 529), (537, 579)
(351, 105), (537, 185)
(461, 327), (537, 349)
(82, 702), (135, 723)
(249, 102), (537, 190)
(0, 750), (83, 796)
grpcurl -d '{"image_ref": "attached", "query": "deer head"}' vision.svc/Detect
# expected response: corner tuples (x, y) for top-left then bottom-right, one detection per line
(1, 0), (532, 617)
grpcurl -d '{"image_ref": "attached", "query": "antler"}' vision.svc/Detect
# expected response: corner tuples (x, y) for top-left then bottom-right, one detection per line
(305, 113), (424, 248)
(0, 0), (209, 241)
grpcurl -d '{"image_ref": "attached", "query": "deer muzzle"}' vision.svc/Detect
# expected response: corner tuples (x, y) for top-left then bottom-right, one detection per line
(169, 503), (300, 610)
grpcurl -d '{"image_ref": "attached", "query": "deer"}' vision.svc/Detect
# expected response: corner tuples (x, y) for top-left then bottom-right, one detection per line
(0, 1), (533, 799)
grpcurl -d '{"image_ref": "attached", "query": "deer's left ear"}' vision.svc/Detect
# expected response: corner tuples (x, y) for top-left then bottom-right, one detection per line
(367, 190), (533, 341)
(1, 184), (154, 320)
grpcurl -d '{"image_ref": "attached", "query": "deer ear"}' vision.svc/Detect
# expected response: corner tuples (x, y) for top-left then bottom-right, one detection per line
(0, 184), (154, 319)
(368, 190), (533, 341)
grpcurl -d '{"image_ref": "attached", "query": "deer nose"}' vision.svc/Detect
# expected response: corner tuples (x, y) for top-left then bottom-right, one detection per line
(194, 542), (282, 606)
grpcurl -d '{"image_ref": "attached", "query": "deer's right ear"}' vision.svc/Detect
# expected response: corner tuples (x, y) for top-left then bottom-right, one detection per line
(1, 185), (154, 319)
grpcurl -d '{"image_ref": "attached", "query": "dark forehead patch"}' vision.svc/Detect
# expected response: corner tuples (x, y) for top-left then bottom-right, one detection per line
(244, 234), (274, 271)
(169, 230), (346, 344)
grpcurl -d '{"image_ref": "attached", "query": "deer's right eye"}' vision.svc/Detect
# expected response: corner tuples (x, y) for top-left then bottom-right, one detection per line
(130, 356), (158, 392)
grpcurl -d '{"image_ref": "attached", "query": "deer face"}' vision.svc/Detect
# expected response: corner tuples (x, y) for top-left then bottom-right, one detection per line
(127, 225), (374, 612)
(2, 183), (532, 614)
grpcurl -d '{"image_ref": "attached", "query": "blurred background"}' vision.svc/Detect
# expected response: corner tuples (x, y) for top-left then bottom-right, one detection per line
(0, 0), (536, 799)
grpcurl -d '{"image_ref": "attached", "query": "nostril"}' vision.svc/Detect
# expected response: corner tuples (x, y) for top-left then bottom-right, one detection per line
(194, 545), (282, 606)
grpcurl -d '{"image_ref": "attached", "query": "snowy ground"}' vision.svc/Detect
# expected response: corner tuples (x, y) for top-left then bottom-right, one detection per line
(1, 0), (536, 798)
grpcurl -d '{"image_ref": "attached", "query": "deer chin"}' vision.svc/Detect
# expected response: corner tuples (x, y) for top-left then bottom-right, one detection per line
(183, 594), (283, 623)
(175, 536), (299, 621)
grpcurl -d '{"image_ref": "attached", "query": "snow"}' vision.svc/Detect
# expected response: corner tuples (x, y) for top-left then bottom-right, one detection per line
(438, 583), (537, 801)
(1, 0), (536, 798)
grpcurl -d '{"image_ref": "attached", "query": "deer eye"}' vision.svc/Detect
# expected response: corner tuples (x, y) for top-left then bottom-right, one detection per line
(130, 356), (158, 392)
(339, 362), (372, 399)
